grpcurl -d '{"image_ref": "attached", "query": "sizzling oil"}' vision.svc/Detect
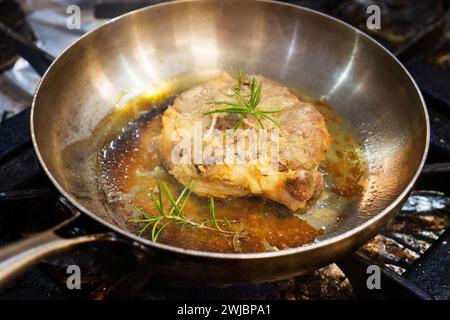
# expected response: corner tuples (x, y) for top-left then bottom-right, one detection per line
(97, 72), (366, 253)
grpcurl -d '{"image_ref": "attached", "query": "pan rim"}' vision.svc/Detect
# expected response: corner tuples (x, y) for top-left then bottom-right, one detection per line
(30, 0), (430, 260)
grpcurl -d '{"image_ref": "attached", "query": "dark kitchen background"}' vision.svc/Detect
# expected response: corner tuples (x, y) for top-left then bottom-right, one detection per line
(0, 0), (449, 300)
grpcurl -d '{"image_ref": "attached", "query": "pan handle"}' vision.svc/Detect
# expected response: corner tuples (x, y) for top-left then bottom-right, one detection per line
(0, 214), (118, 288)
(0, 21), (54, 76)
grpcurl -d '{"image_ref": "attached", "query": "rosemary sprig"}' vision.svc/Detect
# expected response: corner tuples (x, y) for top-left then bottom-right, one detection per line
(204, 71), (285, 130)
(129, 180), (242, 242)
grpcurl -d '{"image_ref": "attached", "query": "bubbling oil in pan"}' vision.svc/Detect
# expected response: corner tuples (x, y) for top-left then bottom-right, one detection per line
(97, 71), (367, 253)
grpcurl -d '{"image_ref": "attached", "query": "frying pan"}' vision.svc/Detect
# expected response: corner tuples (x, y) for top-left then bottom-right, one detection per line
(0, 0), (429, 286)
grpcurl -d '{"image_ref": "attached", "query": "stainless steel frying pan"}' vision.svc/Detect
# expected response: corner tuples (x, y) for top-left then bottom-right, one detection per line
(0, 0), (429, 286)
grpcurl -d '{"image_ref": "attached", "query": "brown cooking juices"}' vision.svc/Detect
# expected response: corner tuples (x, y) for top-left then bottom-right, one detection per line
(97, 72), (367, 253)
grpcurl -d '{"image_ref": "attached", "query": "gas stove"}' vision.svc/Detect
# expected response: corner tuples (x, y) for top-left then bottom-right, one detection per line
(0, 0), (449, 300)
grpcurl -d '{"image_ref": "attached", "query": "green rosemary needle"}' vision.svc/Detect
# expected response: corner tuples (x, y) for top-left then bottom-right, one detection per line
(204, 71), (285, 130)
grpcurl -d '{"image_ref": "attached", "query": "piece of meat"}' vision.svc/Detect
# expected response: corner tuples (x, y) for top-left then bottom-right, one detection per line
(159, 72), (331, 211)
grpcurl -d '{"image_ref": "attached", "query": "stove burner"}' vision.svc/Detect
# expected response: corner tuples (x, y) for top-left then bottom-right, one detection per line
(0, 165), (449, 300)
(334, 0), (446, 52)
(0, 0), (34, 72)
